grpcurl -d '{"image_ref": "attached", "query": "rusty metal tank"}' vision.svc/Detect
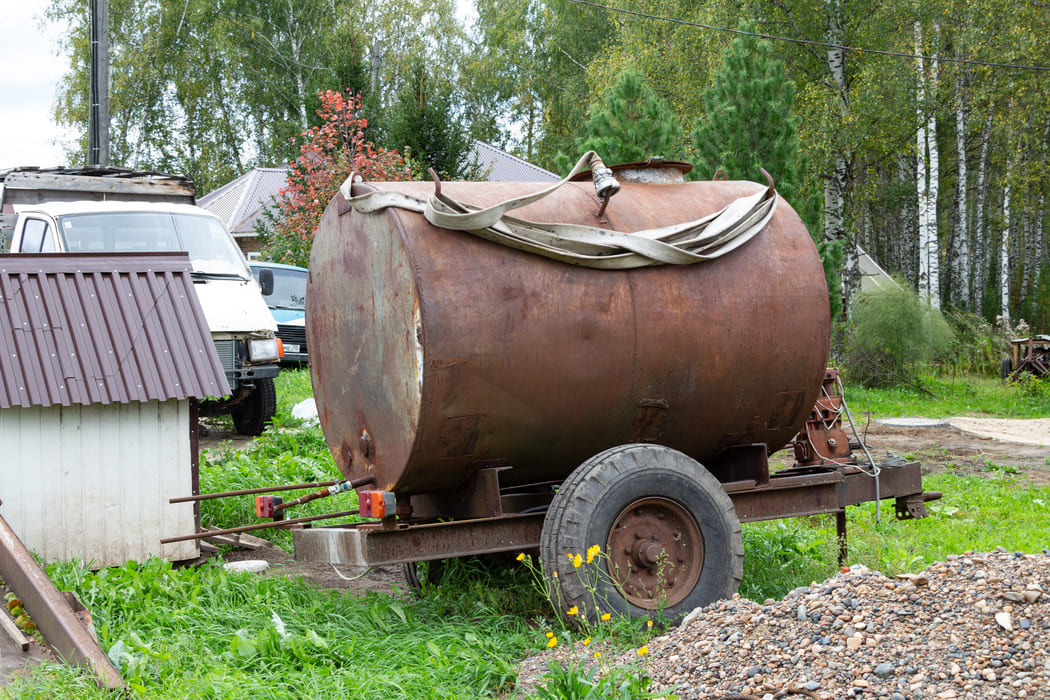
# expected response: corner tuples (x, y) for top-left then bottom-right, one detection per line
(307, 168), (830, 496)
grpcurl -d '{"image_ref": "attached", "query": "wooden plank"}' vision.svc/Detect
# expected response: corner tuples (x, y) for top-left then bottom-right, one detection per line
(0, 605), (31, 651)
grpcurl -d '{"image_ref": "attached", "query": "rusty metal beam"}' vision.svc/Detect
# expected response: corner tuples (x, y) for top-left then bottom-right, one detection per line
(731, 463), (923, 523)
(0, 511), (125, 691)
(293, 513), (545, 567)
(292, 464), (927, 568)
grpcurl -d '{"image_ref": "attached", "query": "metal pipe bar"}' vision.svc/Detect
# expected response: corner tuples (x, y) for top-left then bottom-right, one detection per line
(160, 510), (360, 544)
(170, 475), (374, 503)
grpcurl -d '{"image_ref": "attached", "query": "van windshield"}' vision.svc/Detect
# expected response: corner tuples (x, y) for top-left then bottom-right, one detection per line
(58, 211), (250, 278)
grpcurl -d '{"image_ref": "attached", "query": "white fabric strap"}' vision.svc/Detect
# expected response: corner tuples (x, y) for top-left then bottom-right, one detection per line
(340, 152), (778, 270)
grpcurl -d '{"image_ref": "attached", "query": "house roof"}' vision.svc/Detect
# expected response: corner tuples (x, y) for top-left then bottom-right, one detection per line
(0, 252), (230, 409)
(198, 144), (558, 238)
(197, 167), (289, 237)
(468, 141), (559, 182)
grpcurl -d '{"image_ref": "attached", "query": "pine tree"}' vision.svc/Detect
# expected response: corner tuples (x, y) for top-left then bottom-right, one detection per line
(557, 69), (684, 171)
(384, 61), (475, 180)
(691, 23), (802, 204)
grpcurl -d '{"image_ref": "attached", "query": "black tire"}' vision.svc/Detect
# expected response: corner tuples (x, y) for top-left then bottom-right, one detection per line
(540, 444), (743, 624)
(401, 559), (448, 594)
(231, 377), (277, 436)
(1000, 357), (1013, 381)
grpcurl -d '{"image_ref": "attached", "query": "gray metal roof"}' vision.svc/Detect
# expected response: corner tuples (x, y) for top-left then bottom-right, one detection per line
(198, 167), (289, 236)
(468, 142), (559, 182)
(198, 146), (558, 238)
(0, 252), (230, 409)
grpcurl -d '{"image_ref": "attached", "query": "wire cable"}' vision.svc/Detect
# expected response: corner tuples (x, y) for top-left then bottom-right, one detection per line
(567, 0), (1050, 73)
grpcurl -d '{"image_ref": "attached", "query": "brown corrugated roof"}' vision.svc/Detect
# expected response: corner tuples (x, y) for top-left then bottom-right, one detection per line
(0, 252), (230, 409)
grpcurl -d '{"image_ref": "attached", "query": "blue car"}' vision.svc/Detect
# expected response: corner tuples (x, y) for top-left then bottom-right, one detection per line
(250, 261), (308, 364)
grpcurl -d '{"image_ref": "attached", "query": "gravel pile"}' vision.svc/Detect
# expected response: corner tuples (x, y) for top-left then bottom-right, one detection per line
(642, 549), (1049, 699)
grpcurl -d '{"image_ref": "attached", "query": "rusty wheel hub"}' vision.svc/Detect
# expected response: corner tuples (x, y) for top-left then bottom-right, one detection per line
(606, 497), (703, 609)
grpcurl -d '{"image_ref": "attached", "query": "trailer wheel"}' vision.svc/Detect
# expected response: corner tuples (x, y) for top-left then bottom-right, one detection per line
(540, 444), (743, 623)
(402, 560), (447, 593)
(232, 378), (277, 436)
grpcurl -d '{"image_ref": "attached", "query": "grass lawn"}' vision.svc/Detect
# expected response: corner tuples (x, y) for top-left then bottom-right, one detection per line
(6, 368), (1049, 698)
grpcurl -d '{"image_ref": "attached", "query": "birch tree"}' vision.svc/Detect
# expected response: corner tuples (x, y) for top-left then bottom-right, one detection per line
(914, 21), (940, 309)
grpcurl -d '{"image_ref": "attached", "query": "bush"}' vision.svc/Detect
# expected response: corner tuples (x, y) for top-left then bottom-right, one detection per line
(843, 283), (954, 388)
(941, 309), (1011, 376)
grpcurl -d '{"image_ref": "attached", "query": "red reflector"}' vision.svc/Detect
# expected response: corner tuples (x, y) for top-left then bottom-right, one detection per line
(359, 490), (395, 518)
(255, 495), (282, 518)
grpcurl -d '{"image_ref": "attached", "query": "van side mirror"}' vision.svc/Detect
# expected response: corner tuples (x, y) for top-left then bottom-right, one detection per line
(258, 268), (274, 296)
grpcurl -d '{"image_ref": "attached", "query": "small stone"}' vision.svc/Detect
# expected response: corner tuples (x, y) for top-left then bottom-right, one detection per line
(996, 612), (1014, 631)
(1023, 590), (1041, 603)
(1003, 591), (1025, 603)
(847, 636), (863, 651)
(874, 663), (895, 678)
(804, 681), (821, 691)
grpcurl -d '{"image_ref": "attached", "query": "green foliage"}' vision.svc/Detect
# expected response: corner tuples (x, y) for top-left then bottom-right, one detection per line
(845, 371), (1050, 419)
(691, 23), (801, 201)
(530, 659), (671, 699)
(942, 309), (1011, 375)
(846, 473), (1050, 573)
(740, 520), (836, 601)
(555, 68), (684, 172)
(24, 557), (536, 698)
(844, 283), (956, 388)
(383, 60), (476, 179)
(821, 237), (845, 323)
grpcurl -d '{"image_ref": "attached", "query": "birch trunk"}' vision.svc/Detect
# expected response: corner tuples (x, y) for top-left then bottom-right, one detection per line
(1001, 180), (1011, 323)
(950, 63), (970, 310)
(974, 110), (994, 315)
(915, 22), (940, 309)
(824, 0), (856, 311)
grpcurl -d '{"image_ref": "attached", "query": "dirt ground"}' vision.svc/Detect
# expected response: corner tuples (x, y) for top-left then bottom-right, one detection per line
(856, 417), (1050, 484)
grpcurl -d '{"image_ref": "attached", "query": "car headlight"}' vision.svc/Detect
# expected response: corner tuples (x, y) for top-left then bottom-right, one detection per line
(248, 338), (280, 362)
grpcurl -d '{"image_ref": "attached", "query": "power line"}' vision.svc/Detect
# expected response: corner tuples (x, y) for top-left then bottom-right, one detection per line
(568, 0), (1050, 73)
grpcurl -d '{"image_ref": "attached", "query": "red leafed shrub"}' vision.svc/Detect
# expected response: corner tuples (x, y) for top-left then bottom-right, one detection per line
(261, 90), (411, 267)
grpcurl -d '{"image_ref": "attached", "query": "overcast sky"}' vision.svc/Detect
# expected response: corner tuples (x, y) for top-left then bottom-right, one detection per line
(0, 0), (74, 168)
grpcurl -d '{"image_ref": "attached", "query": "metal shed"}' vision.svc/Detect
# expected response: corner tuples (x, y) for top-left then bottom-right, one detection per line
(0, 252), (229, 567)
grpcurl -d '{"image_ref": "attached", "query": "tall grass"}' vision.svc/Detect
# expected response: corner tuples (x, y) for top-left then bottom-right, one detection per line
(19, 558), (539, 699)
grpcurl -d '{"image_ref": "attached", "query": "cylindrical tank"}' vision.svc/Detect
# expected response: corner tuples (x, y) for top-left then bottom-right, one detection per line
(307, 173), (830, 495)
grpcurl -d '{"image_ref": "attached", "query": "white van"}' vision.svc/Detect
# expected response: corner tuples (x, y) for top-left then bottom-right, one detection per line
(1, 168), (281, 435)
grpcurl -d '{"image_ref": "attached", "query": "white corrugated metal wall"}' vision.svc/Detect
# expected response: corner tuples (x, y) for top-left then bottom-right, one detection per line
(0, 399), (198, 566)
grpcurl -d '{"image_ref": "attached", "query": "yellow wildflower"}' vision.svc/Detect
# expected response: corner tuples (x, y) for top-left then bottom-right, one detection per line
(647, 620), (653, 629)
(586, 545), (601, 563)
(582, 637), (591, 646)
(593, 651), (601, 659)
(545, 631), (554, 639)
(600, 612), (611, 622)
(569, 553), (582, 568)
(567, 606), (578, 616)
(546, 636), (558, 648)
(637, 645), (649, 656)
(516, 553), (525, 562)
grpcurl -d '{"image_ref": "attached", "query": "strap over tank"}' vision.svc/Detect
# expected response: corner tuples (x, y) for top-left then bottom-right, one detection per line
(340, 151), (779, 270)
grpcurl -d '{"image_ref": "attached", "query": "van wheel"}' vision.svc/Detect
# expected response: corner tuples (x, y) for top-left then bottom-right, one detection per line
(232, 378), (276, 436)
(540, 444), (743, 624)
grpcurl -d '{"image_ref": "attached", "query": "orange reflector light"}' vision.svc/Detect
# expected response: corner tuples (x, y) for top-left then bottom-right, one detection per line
(359, 490), (396, 518)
